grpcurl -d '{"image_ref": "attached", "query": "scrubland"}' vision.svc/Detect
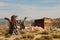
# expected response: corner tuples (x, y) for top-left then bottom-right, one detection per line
(0, 25), (60, 40)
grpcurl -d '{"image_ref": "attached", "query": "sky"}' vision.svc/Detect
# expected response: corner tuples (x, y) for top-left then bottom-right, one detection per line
(0, 0), (60, 20)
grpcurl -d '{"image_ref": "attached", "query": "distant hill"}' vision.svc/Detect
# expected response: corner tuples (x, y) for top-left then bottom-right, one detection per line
(0, 18), (6, 22)
(0, 18), (8, 25)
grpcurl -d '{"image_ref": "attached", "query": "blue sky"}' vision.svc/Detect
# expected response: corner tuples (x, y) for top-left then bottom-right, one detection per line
(0, 0), (60, 20)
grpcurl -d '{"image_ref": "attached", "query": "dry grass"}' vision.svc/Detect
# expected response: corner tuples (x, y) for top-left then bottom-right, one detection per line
(14, 37), (21, 40)
(0, 26), (60, 40)
(34, 36), (53, 40)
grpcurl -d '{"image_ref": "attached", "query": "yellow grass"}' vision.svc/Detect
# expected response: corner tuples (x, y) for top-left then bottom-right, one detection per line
(0, 26), (60, 40)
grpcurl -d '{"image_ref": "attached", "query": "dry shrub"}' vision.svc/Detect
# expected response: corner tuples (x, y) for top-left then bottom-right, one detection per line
(40, 31), (49, 35)
(34, 35), (53, 40)
(52, 34), (60, 38)
(20, 30), (27, 34)
(14, 37), (21, 40)
(0, 27), (8, 36)
(26, 33), (34, 38)
(30, 30), (38, 33)
(40, 36), (53, 40)
(33, 35), (41, 40)
(22, 34), (26, 39)
(5, 34), (11, 38)
(21, 32), (34, 40)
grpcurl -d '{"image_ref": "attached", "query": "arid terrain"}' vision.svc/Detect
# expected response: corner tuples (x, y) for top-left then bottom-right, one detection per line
(0, 23), (60, 40)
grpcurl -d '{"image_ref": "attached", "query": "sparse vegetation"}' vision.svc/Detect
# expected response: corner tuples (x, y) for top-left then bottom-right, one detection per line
(40, 31), (49, 35)
(40, 36), (53, 40)
(0, 21), (60, 40)
(52, 34), (60, 38)
(0, 27), (60, 40)
(14, 37), (21, 40)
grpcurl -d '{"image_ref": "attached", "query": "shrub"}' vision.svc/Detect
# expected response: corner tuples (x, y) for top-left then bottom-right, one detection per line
(14, 37), (21, 40)
(40, 31), (49, 35)
(40, 36), (53, 40)
(26, 33), (34, 38)
(5, 34), (11, 38)
(20, 30), (27, 34)
(22, 34), (26, 38)
(34, 35), (53, 40)
(52, 34), (60, 38)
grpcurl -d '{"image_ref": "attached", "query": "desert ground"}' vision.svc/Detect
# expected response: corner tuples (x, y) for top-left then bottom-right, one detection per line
(0, 24), (60, 40)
